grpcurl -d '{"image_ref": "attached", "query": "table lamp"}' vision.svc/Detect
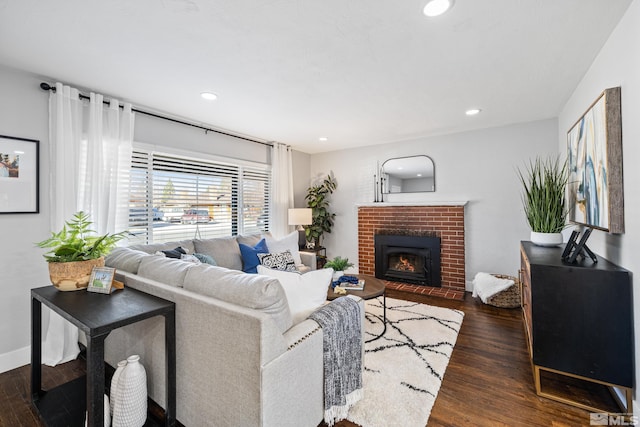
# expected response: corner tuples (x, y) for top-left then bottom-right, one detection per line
(288, 208), (313, 249)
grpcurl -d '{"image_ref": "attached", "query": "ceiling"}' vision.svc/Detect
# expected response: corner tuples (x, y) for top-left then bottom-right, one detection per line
(0, 0), (632, 154)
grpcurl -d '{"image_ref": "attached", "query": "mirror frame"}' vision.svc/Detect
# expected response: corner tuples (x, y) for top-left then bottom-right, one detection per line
(381, 155), (435, 194)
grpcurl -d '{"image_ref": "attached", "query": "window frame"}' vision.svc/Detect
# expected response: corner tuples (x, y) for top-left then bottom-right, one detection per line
(128, 142), (271, 244)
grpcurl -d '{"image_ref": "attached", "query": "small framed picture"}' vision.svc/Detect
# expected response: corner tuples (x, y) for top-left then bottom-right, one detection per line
(87, 267), (116, 294)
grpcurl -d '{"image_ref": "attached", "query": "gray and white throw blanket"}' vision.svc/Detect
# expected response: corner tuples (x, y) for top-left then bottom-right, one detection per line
(309, 296), (363, 426)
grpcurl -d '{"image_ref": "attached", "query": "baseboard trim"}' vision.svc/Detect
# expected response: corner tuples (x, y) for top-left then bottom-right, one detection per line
(0, 345), (30, 374)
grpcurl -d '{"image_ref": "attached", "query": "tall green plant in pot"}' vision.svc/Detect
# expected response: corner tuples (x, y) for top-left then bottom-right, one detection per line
(305, 174), (337, 249)
(517, 156), (568, 247)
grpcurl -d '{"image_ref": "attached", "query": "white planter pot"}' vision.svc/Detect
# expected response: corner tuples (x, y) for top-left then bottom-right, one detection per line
(530, 231), (563, 247)
(332, 270), (344, 281)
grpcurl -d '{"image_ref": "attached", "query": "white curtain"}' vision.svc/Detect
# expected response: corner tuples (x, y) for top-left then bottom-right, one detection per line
(42, 83), (134, 366)
(270, 143), (294, 237)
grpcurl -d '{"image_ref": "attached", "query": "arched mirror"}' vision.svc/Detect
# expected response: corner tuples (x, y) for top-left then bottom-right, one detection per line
(381, 155), (435, 194)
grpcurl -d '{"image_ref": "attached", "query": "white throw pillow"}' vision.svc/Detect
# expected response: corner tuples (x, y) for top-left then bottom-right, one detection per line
(257, 265), (333, 324)
(265, 231), (302, 265)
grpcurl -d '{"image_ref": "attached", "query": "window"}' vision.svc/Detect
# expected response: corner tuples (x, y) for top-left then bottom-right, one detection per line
(128, 148), (270, 245)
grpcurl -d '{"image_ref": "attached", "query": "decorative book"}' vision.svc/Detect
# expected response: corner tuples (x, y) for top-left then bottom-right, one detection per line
(341, 279), (365, 291)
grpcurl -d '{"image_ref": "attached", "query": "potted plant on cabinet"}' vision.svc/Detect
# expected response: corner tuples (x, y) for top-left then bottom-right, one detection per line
(324, 256), (354, 280)
(36, 211), (126, 291)
(517, 156), (568, 246)
(304, 174), (337, 249)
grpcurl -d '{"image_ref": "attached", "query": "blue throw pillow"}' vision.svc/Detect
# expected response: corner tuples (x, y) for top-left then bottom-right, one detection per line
(239, 238), (268, 274)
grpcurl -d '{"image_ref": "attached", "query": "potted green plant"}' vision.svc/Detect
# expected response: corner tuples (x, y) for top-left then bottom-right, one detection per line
(517, 156), (568, 246)
(305, 174), (337, 249)
(36, 211), (126, 291)
(324, 256), (354, 280)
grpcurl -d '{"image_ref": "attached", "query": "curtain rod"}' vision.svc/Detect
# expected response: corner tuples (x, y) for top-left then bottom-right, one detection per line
(39, 82), (273, 148)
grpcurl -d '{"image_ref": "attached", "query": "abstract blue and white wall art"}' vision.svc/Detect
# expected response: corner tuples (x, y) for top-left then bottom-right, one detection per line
(566, 87), (624, 233)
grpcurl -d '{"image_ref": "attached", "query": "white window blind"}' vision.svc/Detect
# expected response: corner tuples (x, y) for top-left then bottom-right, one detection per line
(241, 167), (270, 235)
(128, 148), (270, 245)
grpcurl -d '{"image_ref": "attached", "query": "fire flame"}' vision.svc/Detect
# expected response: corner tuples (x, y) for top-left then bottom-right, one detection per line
(394, 256), (415, 272)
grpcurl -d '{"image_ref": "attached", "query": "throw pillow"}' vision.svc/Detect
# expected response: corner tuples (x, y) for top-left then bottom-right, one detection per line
(161, 246), (188, 259)
(258, 250), (297, 272)
(239, 238), (269, 274)
(265, 231), (302, 265)
(193, 253), (217, 265)
(180, 254), (201, 264)
(257, 265), (333, 324)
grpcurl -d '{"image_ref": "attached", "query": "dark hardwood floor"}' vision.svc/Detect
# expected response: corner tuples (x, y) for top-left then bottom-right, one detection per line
(2, 290), (617, 427)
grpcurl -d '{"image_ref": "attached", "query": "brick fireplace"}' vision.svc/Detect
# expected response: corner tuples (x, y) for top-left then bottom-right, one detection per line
(358, 204), (466, 300)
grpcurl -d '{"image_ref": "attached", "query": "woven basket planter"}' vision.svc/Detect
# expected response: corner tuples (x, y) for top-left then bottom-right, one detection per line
(48, 257), (105, 291)
(485, 274), (521, 309)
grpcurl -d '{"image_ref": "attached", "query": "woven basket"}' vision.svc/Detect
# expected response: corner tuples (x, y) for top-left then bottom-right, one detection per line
(485, 274), (521, 308)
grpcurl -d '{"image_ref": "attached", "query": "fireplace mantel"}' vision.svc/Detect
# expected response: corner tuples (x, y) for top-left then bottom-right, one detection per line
(356, 201), (468, 207)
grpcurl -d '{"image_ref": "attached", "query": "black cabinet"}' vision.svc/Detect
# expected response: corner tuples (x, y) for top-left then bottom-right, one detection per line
(520, 241), (633, 413)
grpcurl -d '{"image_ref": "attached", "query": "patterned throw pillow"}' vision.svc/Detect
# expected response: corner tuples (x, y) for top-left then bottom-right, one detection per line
(258, 250), (298, 272)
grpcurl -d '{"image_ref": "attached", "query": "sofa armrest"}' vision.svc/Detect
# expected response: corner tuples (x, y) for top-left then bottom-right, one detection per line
(264, 319), (325, 426)
(283, 318), (322, 349)
(299, 251), (317, 271)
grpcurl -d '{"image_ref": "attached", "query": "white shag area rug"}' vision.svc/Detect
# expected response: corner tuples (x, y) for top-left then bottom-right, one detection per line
(346, 297), (464, 427)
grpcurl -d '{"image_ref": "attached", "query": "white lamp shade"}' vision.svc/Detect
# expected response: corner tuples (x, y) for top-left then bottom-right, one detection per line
(288, 208), (312, 225)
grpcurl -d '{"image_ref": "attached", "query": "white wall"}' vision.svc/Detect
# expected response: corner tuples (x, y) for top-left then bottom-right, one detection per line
(291, 149), (311, 207)
(558, 0), (639, 414)
(0, 66), (51, 372)
(0, 65), (310, 372)
(309, 118), (559, 285)
(135, 113), (270, 165)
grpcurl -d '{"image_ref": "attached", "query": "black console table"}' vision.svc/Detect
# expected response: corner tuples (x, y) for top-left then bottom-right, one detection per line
(31, 286), (176, 427)
(520, 241), (633, 414)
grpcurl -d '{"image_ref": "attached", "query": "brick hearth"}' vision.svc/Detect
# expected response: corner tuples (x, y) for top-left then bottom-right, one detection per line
(358, 204), (466, 300)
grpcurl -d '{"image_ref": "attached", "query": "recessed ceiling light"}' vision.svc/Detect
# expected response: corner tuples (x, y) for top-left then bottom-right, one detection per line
(417, 173), (423, 177)
(423, 0), (454, 17)
(466, 108), (481, 116)
(201, 92), (218, 101)
(319, 137), (328, 142)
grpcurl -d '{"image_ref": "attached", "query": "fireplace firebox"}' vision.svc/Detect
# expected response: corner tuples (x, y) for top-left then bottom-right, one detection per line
(375, 233), (441, 287)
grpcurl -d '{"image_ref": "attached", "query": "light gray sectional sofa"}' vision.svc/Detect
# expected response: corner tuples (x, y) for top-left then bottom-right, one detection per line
(103, 234), (364, 427)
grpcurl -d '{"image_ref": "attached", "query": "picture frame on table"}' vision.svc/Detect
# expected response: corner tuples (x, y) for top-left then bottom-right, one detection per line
(87, 267), (116, 294)
(0, 135), (39, 214)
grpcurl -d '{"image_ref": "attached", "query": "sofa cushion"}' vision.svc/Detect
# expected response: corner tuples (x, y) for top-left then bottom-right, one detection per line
(239, 238), (268, 274)
(137, 255), (196, 287)
(105, 247), (149, 274)
(129, 239), (196, 255)
(265, 231), (302, 265)
(183, 263), (292, 333)
(257, 265), (333, 325)
(258, 250), (297, 272)
(194, 236), (243, 270)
